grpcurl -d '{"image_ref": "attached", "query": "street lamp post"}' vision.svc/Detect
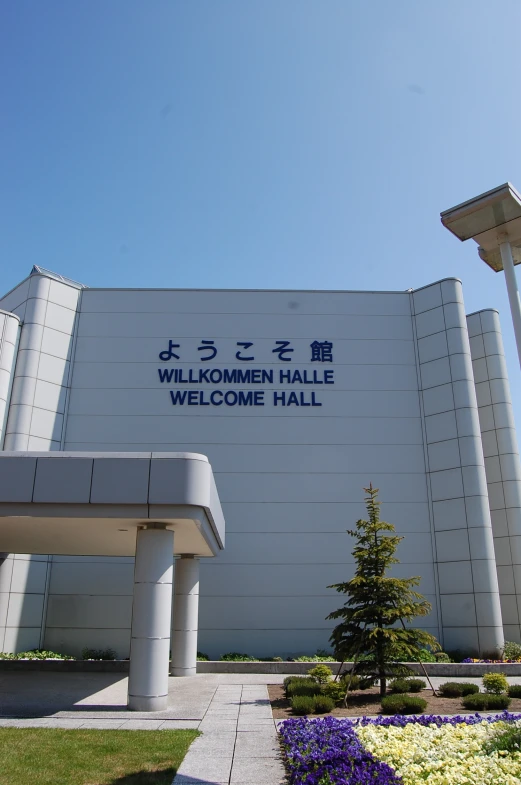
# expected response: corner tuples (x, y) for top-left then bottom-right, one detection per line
(441, 182), (521, 367)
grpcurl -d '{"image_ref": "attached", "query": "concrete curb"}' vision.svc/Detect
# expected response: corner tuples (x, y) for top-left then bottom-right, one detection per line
(196, 661), (521, 676)
(2, 660), (521, 676)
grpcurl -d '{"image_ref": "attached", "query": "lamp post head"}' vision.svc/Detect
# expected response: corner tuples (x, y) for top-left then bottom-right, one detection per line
(441, 183), (521, 271)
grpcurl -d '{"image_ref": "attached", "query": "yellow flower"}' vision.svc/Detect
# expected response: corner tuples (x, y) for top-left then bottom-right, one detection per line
(356, 721), (521, 785)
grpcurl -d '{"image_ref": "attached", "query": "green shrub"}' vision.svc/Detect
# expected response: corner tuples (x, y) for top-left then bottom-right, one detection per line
(381, 694), (427, 715)
(389, 645), (437, 663)
(340, 672), (374, 691)
(389, 678), (426, 694)
(312, 695), (335, 714)
(196, 651), (209, 661)
(341, 673), (361, 691)
(322, 681), (346, 704)
(308, 664), (333, 684)
(462, 693), (511, 711)
(10, 649), (74, 660)
(503, 640), (521, 661)
(435, 652), (451, 662)
(439, 682), (479, 698)
(293, 652), (335, 662)
(220, 652), (257, 661)
(482, 672), (508, 694)
(81, 648), (116, 661)
(508, 684), (521, 698)
(484, 723), (521, 754)
(0, 649), (75, 661)
(286, 678), (322, 699)
(291, 695), (315, 715)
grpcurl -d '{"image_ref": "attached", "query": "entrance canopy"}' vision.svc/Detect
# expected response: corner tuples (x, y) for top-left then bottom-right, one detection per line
(0, 452), (224, 557)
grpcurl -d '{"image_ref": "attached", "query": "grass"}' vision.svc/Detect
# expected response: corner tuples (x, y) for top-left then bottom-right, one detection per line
(0, 728), (199, 785)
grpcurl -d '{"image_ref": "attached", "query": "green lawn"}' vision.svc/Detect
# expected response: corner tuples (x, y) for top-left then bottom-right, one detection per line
(0, 727), (199, 785)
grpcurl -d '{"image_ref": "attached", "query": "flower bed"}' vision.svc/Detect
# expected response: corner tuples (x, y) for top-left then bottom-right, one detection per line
(279, 713), (521, 784)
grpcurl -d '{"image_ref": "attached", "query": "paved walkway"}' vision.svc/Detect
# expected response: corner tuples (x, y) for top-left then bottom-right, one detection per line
(2, 671), (521, 784)
(0, 672), (286, 784)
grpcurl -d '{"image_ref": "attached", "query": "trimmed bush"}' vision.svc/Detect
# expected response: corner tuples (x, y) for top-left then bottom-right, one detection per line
(503, 640), (521, 661)
(389, 678), (426, 694)
(508, 684), (521, 698)
(308, 664), (333, 684)
(381, 693), (427, 715)
(340, 673), (375, 691)
(340, 673), (360, 691)
(82, 648), (116, 661)
(283, 676), (299, 692)
(0, 649), (74, 661)
(286, 678), (322, 699)
(291, 695), (315, 715)
(293, 650), (334, 662)
(462, 692), (511, 711)
(312, 694), (335, 714)
(220, 652), (257, 661)
(482, 672), (508, 694)
(196, 651), (209, 661)
(322, 681), (346, 704)
(435, 652), (451, 662)
(438, 682), (479, 698)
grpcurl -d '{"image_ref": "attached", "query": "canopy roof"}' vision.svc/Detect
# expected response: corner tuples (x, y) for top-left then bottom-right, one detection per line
(0, 452), (224, 557)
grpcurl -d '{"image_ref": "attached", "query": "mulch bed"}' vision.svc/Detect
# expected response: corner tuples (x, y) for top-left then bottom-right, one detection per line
(268, 683), (521, 718)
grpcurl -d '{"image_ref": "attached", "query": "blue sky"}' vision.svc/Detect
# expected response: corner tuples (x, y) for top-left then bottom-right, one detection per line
(1, 1), (521, 413)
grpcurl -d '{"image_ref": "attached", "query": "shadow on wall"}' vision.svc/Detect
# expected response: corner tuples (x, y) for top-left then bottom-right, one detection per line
(0, 553), (51, 654)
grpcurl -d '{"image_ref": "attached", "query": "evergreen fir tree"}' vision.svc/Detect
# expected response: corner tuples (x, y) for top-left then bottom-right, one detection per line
(327, 484), (440, 696)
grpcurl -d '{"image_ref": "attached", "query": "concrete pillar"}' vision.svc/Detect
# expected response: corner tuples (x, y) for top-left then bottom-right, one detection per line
(171, 556), (199, 677)
(128, 526), (174, 711)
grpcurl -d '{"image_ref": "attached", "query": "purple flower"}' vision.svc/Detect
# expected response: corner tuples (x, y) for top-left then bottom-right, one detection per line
(278, 712), (521, 784)
(279, 716), (403, 784)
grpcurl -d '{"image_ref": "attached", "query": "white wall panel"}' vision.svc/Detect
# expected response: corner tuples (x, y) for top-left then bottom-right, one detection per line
(81, 288), (412, 316)
(3, 627), (41, 653)
(40, 327), (75, 360)
(46, 595), (132, 628)
(49, 562), (134, 595)
(2, 281), (510, 656)
(44, 302), (77, 334)
(214, 472), (428, 504)
(207, 531), (433, 565)
(9, 559), (47, 594)
(6, 593), (44, 628)
(64, 414), (423, 446)
(468, 309), (521, 642)
(414, 283), (503, 655)
(200, 562), (436, 596)
(0, 279), (30, 314)
(78, 311), (414, 341)
(43, 627), (131, 659)
(33, 380), (67, 413)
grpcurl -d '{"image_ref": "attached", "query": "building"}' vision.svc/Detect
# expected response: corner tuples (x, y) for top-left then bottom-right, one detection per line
(0, 267), (520, 660)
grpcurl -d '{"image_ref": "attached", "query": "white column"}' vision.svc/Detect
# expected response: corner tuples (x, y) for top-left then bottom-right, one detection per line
(171, 556), (199, 677)
(128, 526), (174, 711)
(500, 240), (521, 368)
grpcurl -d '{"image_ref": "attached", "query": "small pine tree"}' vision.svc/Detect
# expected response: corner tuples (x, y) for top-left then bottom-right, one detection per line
(327, 484), (440, 696)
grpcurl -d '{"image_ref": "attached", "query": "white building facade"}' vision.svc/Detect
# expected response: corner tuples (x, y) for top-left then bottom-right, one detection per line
(1, 268), (520, 658)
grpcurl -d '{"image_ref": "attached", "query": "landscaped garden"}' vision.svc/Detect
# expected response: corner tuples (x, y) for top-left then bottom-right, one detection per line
(0, 727), (198, 785)
(270, 667), (521, 717)
(279, 714), (521, 785)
